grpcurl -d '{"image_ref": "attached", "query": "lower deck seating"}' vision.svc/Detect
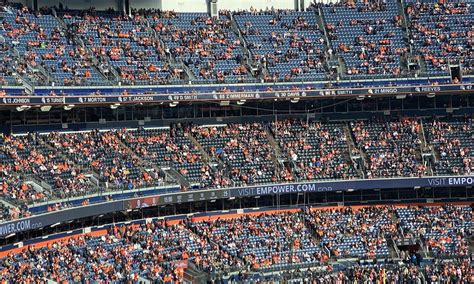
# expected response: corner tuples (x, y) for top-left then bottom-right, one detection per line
(190, 213), (327, 271)
(1, 204), (471, 282)
(396, 205), (472, 256)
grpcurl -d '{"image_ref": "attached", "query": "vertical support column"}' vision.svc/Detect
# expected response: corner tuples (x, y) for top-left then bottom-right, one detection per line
(25, 0), (36, 10)
(119, 0), (130, 16)
(208, 0), (218, 18)
(300, 0), (305, 11)
(294, 0), (305, 11)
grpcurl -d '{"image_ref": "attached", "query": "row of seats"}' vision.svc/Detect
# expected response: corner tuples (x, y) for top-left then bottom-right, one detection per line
(152, 11), (255, 84)
(424, 115), (473, 176)
(273, 119), (358, 180)
(65, 13), (182, 85)
(191, 123), (279, 187)
(1, 205), (471, 282)
(406, 0), (473, 77)
(118, 126), (210, 186)
(305, 207), (395, 259)
(46, 130), (164, 189)
(191, 213), (327, 271)
(396, 205), (471, 256)
(322, 0), (406, 78)
(234, 10), (327, 82)
(0, 6), (104, 86)
(1, 3), (471, 87)
(350, 118), (428, 178)
(0, 116), (472, 221)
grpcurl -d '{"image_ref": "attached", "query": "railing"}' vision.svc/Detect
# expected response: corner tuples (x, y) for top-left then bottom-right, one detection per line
(28, 74), (459, 92)
(22, 79), (34, 95)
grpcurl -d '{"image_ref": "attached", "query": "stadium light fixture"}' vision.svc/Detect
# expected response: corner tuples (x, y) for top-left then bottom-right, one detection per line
(40, 105), (52, 112)
(396, 94), (406, 100)
(356, 95), (365, 101)
(64, 104), (75, 111)
(110, 103), (121, 109)
(427, 93), (436, 98)
(236, 100), (246, 105)
(16, 105), (31, 112)
(290, 98), (300, 103)
(169, 102), (179, 107)
(50, 222), (60, 228)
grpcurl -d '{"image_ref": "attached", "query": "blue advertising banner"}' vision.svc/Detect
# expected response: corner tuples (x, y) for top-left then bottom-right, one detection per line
(229, 176), (474, 197)
(0, 201), (123, 237)
(0, 175), (472, 237)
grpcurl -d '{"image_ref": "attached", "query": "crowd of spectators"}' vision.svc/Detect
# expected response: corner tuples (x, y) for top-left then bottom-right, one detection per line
(0, 220), (235, 282)
(351, 118), (427, 178)
(65, 11), (183, 85)
(118, 126), (216, 187)
(0, 3), (472, 85)
(1, 133), (91, 200)
(0, 6), (103, 86)
(0, 159), (41, 205)
(46, 130), (163, 190)
(272, 119), (358, 181)
(149, 11), (254, 84)
(0, 43), (40, 86)
(322, 0), (407, 77)
(235, 10), (327, 82)
(0, 129), (172, 220)
(396, 205), (472, 257)
(320, 264), (425, 283)
(424, 117), (473, 175)
(0, 116), (471, 221)
(305, 206), (396, 259)
(192, 123), (281, 187)
(406, 0), (473, 76)
(0, 205), (471, 282)
(191, 213), (328, 271)
(423, 259), (472, 283)
(317, 260), (472, 283)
